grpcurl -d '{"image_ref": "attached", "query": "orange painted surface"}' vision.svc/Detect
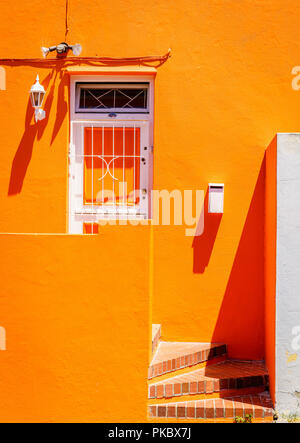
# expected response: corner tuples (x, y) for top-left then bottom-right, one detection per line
(0, 229), (150, 422)
(265, 137), (277, 404)
(0, 0), (296, 421)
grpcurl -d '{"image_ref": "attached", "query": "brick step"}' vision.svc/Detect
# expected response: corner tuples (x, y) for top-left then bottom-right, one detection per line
(148, 386), (267, 404)
(149, 360), (269, 399)
(149, 341), (227, 380)
(149, 392), (274, 421)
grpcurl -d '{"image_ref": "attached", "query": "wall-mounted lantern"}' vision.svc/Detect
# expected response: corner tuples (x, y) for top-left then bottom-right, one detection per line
(208, 183), (224, 213)
(30, 75), (46, 122)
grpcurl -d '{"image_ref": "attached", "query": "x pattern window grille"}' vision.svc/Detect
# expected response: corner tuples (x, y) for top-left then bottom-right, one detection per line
(79, 87), (148, 110)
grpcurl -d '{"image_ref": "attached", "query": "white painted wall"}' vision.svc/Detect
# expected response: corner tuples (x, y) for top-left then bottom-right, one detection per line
(276, 133), (300, 414)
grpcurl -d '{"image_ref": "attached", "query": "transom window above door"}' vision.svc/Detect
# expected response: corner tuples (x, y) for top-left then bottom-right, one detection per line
(76, 83), (149, 113)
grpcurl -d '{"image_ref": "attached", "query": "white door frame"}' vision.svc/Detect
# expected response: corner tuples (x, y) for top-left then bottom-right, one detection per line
(68, 75), (154, 234)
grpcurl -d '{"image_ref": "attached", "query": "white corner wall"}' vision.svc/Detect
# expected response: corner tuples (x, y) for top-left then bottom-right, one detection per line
(276, 133), (300, 414)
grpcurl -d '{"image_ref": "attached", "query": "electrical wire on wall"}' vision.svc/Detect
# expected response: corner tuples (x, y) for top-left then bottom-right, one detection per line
(0, 0), (171, 66)
(65, 0), (69, 41)
(0, 49), (171, 65)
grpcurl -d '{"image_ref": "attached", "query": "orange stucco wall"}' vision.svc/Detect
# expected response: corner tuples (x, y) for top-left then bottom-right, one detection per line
(0, 0), (298, 421)
(0, 229), (150, 422)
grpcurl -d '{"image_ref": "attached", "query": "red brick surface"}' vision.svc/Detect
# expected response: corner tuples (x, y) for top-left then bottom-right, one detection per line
(148, 342), (273, 422)
(167, 404), (176, 418)
(157, 406), (167, 417)
(149, 360), (268, 399)
(177, 404), (186, 418)
(165, 384), (173, 398)
(215, 399), (224, 418)
(149, 392), (274, 421)
(149, 342), (227, 379)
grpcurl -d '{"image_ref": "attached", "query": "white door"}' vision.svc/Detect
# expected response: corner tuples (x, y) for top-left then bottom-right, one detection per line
(69, 121), (150, 233)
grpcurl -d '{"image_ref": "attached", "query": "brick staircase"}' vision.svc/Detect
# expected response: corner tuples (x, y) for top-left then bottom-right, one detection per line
(148, 326), (274, 422)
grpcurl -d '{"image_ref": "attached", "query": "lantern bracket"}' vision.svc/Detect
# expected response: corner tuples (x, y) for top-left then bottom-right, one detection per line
(41, 43), (82, 58)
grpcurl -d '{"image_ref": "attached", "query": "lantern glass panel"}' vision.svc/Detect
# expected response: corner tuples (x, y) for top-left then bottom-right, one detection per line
(39, 91), (45, 106)
(31, 91), (45, 108)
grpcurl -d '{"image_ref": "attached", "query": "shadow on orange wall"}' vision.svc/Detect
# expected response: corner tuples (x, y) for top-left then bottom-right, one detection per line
(8, 99), (38, 195)
(51, 70), (68, 145)
(192, 190), (222, 273)
(210, 156), (266, 360)
(8, 69), (67, 195)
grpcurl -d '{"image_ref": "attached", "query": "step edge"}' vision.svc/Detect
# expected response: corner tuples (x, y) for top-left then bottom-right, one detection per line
(148, 393), (274, 420)
(148, 344), (227, 379)
(152, 324), (162, 357)
(148, 386), (267, 403)
(148, 355), (228, 382)
(149, 375), (269, 399)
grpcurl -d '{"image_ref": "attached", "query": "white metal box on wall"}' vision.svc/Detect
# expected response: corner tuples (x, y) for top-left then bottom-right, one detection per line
(208, 183), (224, 213)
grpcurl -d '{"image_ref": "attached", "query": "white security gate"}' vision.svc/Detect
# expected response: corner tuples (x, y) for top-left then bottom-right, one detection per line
(69, 121), (150, 233)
